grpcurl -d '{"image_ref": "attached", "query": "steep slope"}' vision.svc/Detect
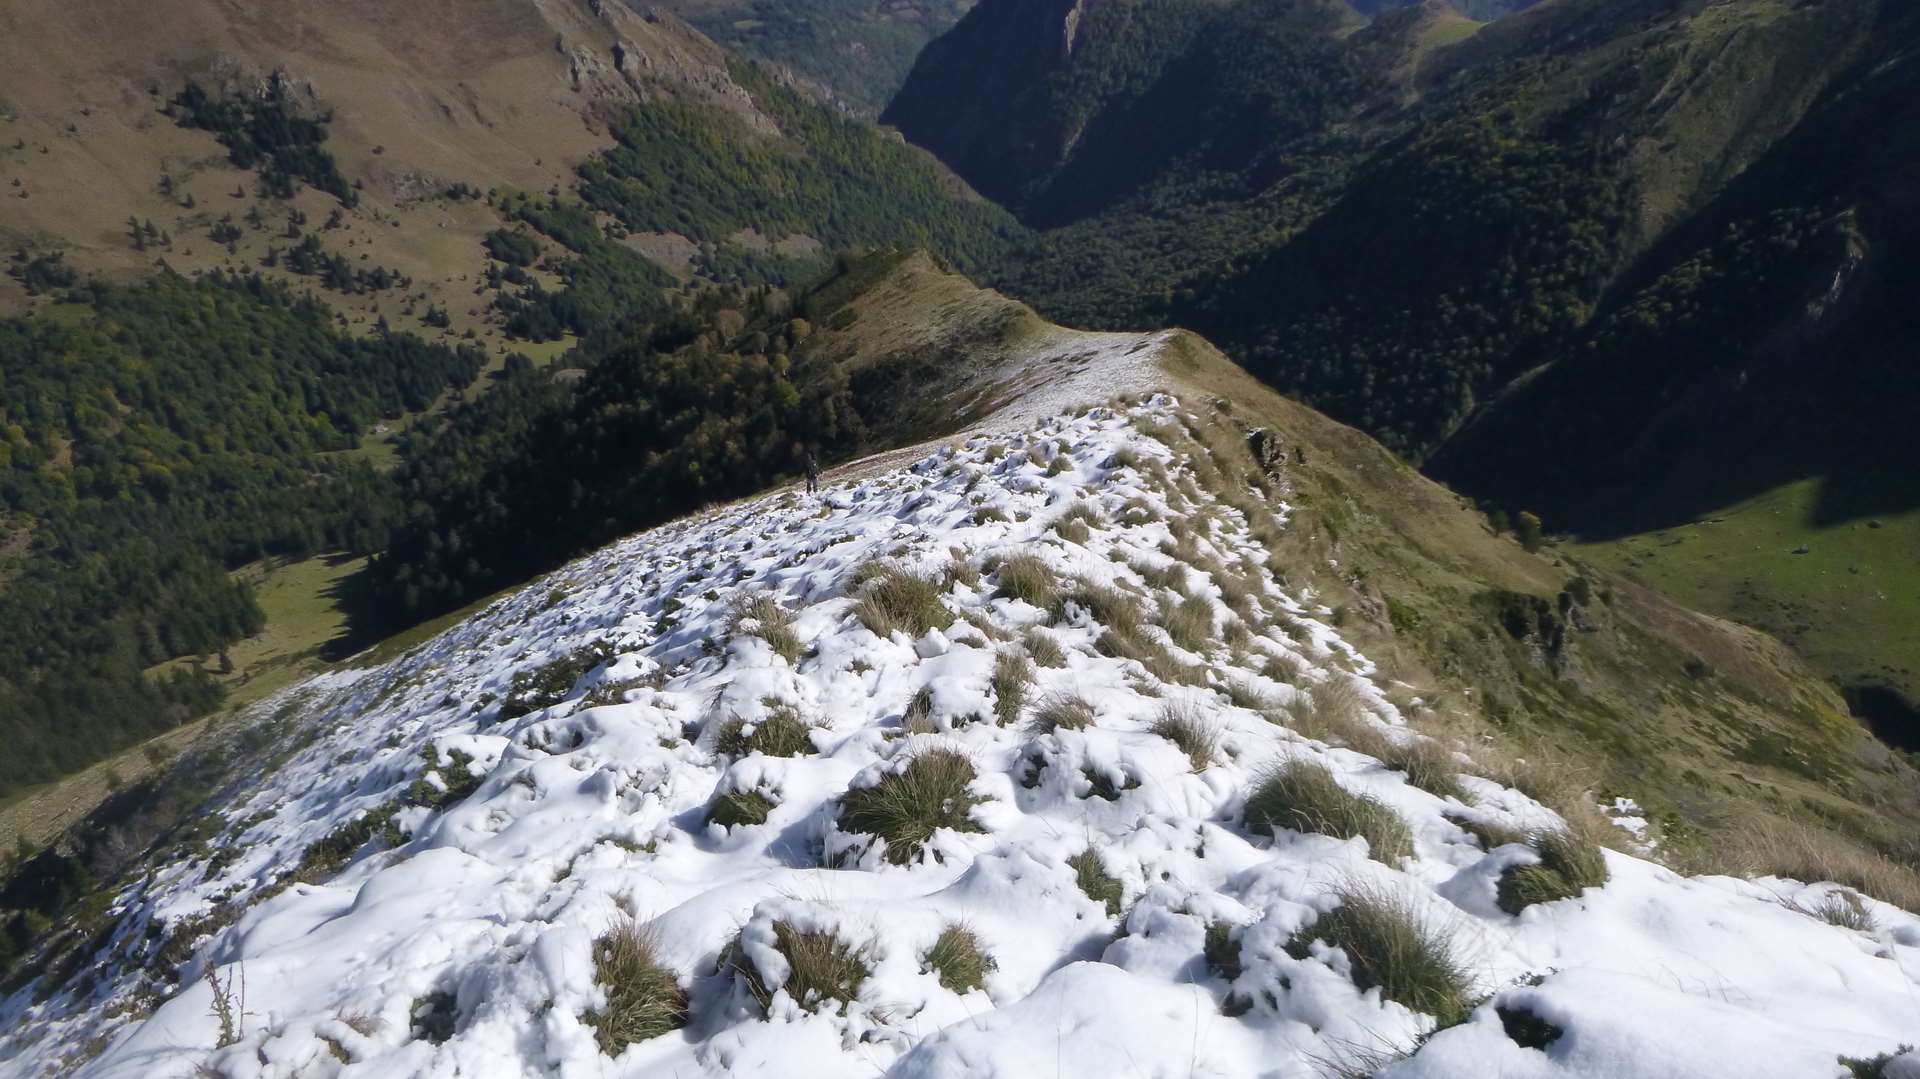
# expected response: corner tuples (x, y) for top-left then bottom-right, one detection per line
(885, 0), (1920, 736)
(0, 0), (1023, 804)
(653, 0), (975, 114)
(5, 265), (1917, 1076)
(0, 0), (757, 331)
(7, 394), (1918, 1078)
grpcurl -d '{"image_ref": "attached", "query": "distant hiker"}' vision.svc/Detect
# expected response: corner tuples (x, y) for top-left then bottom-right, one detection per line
(805, 450), (821, 494)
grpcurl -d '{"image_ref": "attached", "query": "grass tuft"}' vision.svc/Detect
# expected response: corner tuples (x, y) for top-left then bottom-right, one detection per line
(730, 593), (801, 664)
(1246, 758), (1413, 863)
(992, 650), (1035, 726)
(837, 749), (983, 865)
(923, 925), (994, 993)
(1159, 596), (1217, 653)
(1050, 501), (1105, 545)
(1024, 626), (1067, 668)
(716, 701), (813, 758)
(994, 552), (1059, 609)
(1027, 693), (1096, 735)
(1496, 825), (1611, 913)
(1069, 848), (1124, 917)
(709, 790), (775, 829)
(734, 921), (870, 1013)
(853, 564), (954, 639)
(584, 918), (687, 1054)
(1291, 884), (1473, 1027)
(1149, 701), (1220, 770)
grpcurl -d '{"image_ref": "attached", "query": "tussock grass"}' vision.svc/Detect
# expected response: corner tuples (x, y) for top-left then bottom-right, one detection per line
(1050, 502), (1104, 545)
(994, 553), (1058, 609)
(1150, 701), (1219, 770)
(853, 564), (954, 639)
(1069, 849), (1124, 917)
(1027, 693), (1095, 734)
(735, 921), (869, 1012)
(1159, 596), (1216, 653)
(992, 650), (1034, 726)
(924, 925), (993, 993)
(709, 790), (775, 829)
(1024, 627), (1067, 668)
(1097, 628), (1208, 688)
(1264, 650), (1304, 685)
(837, 749), (982, 865)
(1246, 758), (1413, 863)
(1119, 497), (1162, 524)
(1131, 558), (1187, 593)
(943, 558), (981, 590)
(902, 686), (937, 734)
(1291, 885), (1473, 1027)
(1216, 567), (1263, 620)
(730, 593), (801, 664)
(1369, 734), (1470, 802)
(716, 702), (813, 758)
(1497, 823), (1611, 913)
(1447, 812), (1531, 851)
(584, 918), (687, 1054)
(1225, 679), (1277, 712)
(1281, 675), (1375, 746)
(972, 506), (1009, 525)
(1053, 578), (1145, 638)
(1672, 816), (1920, 914)
(1794, 888), (1876, 932)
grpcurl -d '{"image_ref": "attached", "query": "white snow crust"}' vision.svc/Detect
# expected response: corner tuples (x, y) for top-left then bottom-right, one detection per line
(6, 398), (1917, 1079)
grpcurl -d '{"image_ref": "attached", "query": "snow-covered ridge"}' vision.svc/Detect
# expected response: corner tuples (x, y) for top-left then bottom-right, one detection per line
(8, 399), (1918, 1078)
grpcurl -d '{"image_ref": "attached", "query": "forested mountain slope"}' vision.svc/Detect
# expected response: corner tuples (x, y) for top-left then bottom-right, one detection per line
(886, 0), (1920, 724)
(0, 0), (1018, 803)
(652, 0), (975, 113)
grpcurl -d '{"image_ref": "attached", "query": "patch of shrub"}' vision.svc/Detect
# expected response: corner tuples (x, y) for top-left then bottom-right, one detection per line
(1069, 848), (1123, 917)
(1289, 885), (1473, 1027)
(1496, 826), (1610, 913)
(584, 918), (687, 1054)
(1204, 921), (1243, 981)
(923, 925), (993, 993)
(1245, 758), (1413, 863)
(499, 641), (614, 719)
(295, 800), (404, 881)
(837, 749), (982, 865)
(405, 744), (484, 808)
(1841, 1045), (1918, 1079)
